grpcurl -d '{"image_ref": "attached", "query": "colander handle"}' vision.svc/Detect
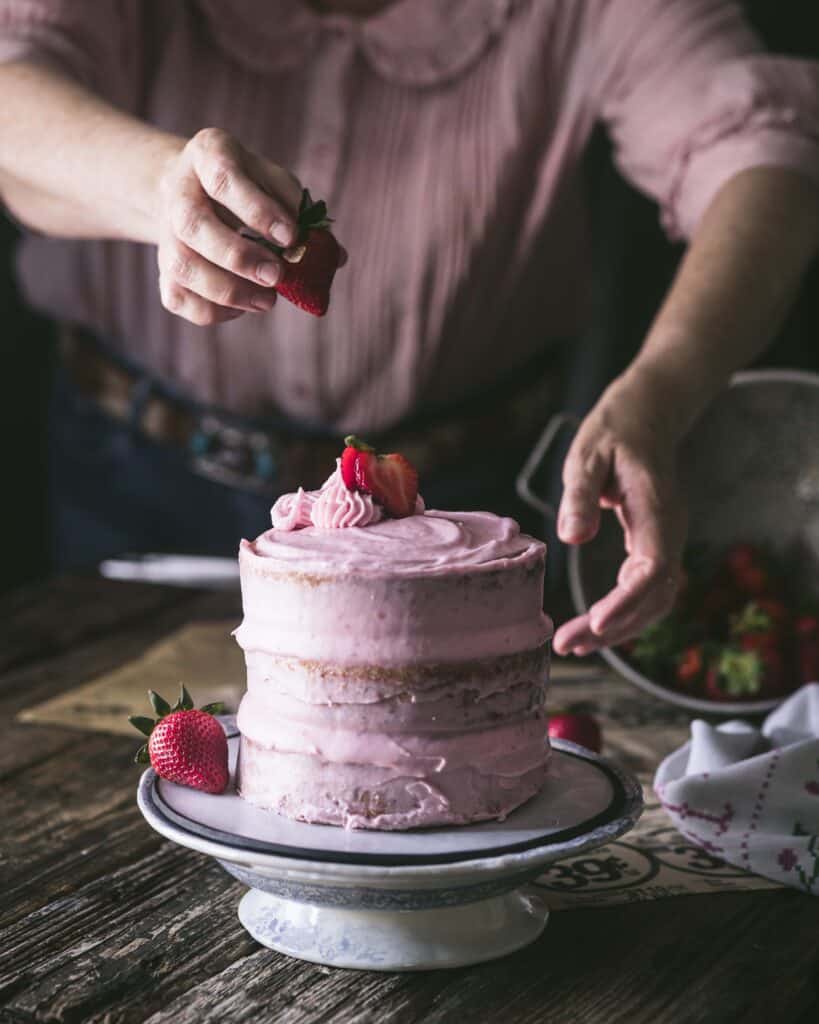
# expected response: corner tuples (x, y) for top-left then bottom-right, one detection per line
(516, 412), (580, 519)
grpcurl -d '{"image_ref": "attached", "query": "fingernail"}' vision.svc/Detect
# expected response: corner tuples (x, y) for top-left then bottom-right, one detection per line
(257, 261), (281, 287)
(270, 220), (295, 247)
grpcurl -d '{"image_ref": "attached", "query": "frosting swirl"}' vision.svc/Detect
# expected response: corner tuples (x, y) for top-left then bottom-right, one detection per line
(271, 460), (385, 531)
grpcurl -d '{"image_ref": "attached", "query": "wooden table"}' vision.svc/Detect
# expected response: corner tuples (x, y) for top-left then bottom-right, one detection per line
(2, 575), (818, 1024)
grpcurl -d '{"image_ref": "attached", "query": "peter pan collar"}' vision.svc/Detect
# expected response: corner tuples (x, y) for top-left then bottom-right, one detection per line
(195, 0), (519, 86)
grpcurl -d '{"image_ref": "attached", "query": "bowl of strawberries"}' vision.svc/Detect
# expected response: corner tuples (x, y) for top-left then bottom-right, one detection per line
(612, 542), (819, 712)
(567, 369), (819, 713)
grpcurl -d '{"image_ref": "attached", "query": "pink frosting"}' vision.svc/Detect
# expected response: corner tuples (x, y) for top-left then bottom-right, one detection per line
(236, 644), (551, 829)
(249, 509), (541, 578)
(271, 460), (385, 530)
(236, 510), (551, 665)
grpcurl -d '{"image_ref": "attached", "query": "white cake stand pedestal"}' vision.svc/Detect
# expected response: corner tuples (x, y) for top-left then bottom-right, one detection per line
(237, 887), (548, 970)
(138, 736), (642, 971)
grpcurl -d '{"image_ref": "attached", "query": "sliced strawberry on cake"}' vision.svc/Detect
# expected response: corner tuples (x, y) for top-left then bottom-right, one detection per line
(341, 435), (419, 518)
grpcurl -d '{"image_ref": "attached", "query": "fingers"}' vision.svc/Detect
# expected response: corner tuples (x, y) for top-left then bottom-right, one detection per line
(168, 180), (286, 286)
(158, 229), (279, 315)
(557, 439), (611, 545)
(588, 455), (685, 638)
(188, 128), (299, 246)
(553, 451), (686, 656)
(156, 128), (344, 325)
(553, 612), (595, 656)
(553, 576), (678, 656)
(157, 277), (255, 327)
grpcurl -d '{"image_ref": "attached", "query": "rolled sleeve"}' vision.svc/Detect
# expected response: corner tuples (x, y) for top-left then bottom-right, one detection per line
(590, 0), (819, 240)
(0, 0), (130, 96)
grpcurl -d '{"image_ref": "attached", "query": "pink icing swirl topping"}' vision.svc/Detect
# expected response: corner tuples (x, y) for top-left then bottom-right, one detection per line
(271, 460), (424, 531)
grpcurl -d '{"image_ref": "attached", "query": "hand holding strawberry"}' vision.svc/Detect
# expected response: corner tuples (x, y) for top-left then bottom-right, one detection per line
(130, 686), (229, 794)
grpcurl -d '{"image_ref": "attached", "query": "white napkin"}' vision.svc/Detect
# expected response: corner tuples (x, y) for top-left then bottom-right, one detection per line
(654, 684), (819, 894)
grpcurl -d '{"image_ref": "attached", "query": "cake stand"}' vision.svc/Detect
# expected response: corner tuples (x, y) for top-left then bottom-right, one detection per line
(137, 729), (642, 971)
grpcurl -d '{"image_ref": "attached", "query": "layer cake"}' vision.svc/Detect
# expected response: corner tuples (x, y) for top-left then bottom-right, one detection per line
(234, 458), (553, 829)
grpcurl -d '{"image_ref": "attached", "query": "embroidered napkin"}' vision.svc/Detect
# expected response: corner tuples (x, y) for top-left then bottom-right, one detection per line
(654, 684), (819, 894)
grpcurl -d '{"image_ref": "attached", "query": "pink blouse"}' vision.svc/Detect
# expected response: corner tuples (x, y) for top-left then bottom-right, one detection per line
(2, 0), (819, 431)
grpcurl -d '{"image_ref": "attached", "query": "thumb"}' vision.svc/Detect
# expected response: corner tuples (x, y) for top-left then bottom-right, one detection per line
(557, 442), (610, 544)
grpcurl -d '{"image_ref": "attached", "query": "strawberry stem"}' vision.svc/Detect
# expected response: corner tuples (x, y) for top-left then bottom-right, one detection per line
(200, 702), (225, 716)
(344, 434), (375, 453)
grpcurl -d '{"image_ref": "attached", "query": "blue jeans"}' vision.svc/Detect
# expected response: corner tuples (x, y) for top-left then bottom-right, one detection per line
(49, 371), (550, 572)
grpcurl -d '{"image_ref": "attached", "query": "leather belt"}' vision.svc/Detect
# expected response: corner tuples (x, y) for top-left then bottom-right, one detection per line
(58, 325), (559, 495)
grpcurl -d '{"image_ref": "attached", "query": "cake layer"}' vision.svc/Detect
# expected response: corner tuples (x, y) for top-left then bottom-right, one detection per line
(236, 645), (550, 829)
(240, 647), (549, 727)
(235, 510), (551, 665)
(237, 738), (550, 830)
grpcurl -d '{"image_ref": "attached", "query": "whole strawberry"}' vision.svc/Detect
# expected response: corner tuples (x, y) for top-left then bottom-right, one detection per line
(676, 644), (705, 688)
(704, 645), (786, 701)
(276, 189), (341, 316)
(724, 543), (770, 597)
(548, 712), (602, 753)
(130, 686), (229, 794)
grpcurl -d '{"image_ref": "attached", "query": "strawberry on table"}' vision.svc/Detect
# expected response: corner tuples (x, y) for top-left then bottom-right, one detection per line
(548, 712), (602, 753)
(129, 686), (229, 794)
(341, 435), (419, 518)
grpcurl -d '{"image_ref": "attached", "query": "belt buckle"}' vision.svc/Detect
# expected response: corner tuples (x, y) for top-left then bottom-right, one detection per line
(188, 415), (279, 495)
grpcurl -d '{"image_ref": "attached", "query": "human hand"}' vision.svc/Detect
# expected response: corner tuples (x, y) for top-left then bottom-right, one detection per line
(155, 128), (305, 325)
(552, 373), (687, 656)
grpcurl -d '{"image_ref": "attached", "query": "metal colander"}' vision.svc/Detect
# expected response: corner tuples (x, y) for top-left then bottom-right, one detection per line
(518, 369), (819, 714)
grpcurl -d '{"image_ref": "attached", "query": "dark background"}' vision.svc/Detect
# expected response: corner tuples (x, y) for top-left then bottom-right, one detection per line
(1, 1), (818, 595)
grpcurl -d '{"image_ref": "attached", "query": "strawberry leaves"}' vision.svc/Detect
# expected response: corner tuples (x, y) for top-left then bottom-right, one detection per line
(130, 686), (225, 765)
(298, 188), (333, 232)
(200, 702), (225, 716)
(129, 716), (156, 738)
(149, 690), (171, 717)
